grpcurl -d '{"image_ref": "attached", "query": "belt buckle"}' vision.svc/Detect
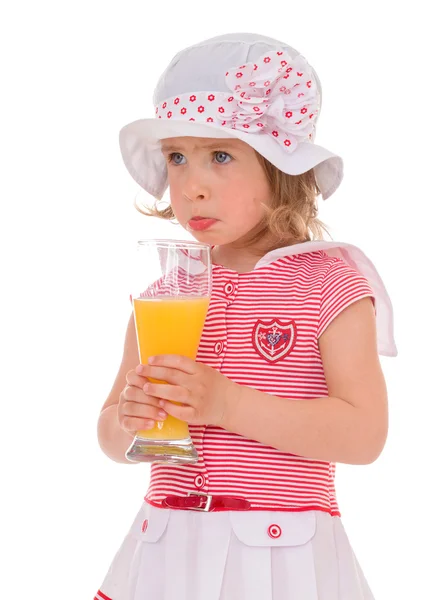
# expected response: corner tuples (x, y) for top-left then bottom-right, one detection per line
(188, 491), (213, 512)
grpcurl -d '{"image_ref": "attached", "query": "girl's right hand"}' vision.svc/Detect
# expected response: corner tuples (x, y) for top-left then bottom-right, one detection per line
(118, 368), (168, 435)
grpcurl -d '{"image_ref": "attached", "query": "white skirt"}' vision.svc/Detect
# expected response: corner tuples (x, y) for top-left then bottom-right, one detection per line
(95, 501), (375, 600)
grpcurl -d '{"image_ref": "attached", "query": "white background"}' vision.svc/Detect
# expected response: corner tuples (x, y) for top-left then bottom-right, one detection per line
(1, 2), (436, 599)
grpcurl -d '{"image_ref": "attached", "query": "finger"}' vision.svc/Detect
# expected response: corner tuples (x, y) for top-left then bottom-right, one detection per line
(158, 399), (196, 423)
(145, 382), (191, 404)
(141, 365), (185, 386)
(126, 368), (151, 389)
(123, 400), (168, 422)
(122, 385), (160, 405)
(121, 416), (157, 433)
(147, 354), (198, 375)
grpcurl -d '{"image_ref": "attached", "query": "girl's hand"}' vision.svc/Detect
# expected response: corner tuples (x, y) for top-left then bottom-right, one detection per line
(136, 355), (240, 427)
(118, 368), (169, 435)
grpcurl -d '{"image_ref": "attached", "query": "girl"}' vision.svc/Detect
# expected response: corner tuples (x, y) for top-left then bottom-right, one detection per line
(96, 32), (397, 600)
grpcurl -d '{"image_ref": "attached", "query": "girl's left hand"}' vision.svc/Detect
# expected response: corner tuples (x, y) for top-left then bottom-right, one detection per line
(136, 355), (240, 427)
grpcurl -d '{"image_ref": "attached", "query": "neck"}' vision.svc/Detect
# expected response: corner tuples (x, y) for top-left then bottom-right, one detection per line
(211, 241), (283, 273)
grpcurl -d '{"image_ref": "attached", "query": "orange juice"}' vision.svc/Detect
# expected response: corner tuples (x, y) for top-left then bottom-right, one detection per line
(133, 296), (210, 440)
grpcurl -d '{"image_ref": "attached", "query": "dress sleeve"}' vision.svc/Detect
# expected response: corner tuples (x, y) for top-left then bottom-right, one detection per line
(317, 258), (376, 339)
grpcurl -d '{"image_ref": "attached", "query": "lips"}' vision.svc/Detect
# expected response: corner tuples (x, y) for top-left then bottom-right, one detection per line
(187, 217), (218, 231)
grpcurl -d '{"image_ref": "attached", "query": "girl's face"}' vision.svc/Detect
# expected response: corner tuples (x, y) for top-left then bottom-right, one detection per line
(160, 137), (272, 249)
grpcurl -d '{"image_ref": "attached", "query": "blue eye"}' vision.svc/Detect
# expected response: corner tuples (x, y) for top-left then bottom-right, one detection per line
(168, 152), (186, 165)
(214, 151), (232, 164)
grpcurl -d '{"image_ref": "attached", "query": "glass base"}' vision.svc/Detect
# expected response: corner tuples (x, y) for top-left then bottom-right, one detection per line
(125, 435), (199, 465)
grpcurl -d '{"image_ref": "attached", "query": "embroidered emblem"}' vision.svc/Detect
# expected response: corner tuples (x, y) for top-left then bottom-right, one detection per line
(252, 318), (297, 363)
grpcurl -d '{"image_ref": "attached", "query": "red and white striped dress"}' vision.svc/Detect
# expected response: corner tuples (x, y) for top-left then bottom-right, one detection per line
(144, 245), (379, 517)
(96, 241), (397, 600)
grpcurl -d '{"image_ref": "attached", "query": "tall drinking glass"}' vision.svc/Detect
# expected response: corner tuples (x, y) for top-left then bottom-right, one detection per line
(125, 239), (212, 464)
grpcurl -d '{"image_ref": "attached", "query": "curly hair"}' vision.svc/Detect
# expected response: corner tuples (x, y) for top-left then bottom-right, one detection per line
(133, 151), (332, 256)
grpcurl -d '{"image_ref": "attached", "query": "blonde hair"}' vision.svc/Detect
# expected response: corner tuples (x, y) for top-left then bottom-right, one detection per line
(134, 151), (332, 256)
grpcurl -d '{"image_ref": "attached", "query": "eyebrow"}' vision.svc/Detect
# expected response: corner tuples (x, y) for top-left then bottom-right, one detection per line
(161, 140), (240, 153)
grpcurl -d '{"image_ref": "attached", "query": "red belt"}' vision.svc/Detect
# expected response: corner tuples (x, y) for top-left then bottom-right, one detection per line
(162, 492), (251, 512)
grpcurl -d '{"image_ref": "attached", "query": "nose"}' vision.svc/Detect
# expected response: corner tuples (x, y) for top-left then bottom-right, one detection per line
(182, 166), (210, 203)
(184, 192), (205, 202)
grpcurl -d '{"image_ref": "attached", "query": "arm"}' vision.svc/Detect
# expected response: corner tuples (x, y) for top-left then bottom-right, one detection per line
(223, 297), (389, 465)
(97, 312), (141, 465)
(97, 404), (137, 464)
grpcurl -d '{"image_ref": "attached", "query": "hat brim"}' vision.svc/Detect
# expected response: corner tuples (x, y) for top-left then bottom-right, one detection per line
(119, 118), (343, 201)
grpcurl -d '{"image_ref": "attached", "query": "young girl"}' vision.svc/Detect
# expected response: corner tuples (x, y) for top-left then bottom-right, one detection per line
(96, 32), (397, 600)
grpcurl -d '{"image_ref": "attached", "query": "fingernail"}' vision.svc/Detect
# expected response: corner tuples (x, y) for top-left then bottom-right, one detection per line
(158, 400), (165, 407)
(136, 365), (143, 374)
(158, 411), (167, 419)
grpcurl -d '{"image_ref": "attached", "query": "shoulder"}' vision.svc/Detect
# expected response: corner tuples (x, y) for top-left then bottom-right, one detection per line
(298, 249), (363, 274)
(290, 250), (371, 292)
(292, 249), (351, 272)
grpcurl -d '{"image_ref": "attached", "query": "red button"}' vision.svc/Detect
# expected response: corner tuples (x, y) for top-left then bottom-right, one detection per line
(142, 519), (149, 533)
(224, 281), (235, 295)
(214, 341), (224, 355)
(194, 474), (206, 489)
(268, 524), (282, 539)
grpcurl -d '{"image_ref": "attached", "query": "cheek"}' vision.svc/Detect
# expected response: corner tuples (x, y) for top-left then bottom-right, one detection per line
(221, 198), (265, 231)
(170, 197), (184, 221)
(167, 173), (179, 195)
(225, 171), (270, 209)
(167, 179), (183, 212)
(230, 190), (268, 217)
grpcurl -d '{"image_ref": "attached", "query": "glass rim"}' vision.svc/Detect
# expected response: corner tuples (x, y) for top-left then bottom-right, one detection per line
(137, 239), (211, 249)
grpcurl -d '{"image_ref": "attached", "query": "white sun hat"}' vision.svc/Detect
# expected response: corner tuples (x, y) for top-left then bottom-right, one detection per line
(119, 32), (344, 201)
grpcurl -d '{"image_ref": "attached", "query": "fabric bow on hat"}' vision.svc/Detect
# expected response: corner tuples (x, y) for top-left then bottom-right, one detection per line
(155, 50), (321, 154)
(221, 50), (321, 151)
